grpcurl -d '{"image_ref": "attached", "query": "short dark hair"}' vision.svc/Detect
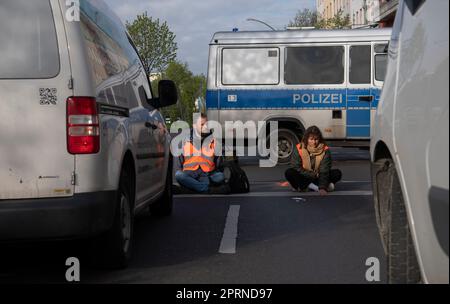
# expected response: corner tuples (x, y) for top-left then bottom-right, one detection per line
(195, 113), (208, 123)
(302, 126), (325, 146)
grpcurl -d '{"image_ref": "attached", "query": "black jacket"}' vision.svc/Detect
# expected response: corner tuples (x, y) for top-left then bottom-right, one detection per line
(290, 146), (333, 190)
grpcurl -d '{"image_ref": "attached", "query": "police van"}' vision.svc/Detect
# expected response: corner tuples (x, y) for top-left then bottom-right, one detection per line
(206, 28), (391, 163)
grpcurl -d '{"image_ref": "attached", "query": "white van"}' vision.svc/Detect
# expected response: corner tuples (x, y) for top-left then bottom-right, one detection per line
(0, 0), (177, 268)
(206, 28), (391, 163)
(371, 0), (449, 283)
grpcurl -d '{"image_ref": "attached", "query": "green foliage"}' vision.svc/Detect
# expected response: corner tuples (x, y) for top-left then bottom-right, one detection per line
(128, 12), (206, 128)
(317, 10), (351, 29)
(288, 9), (318, 28)
(126, 12), (178, 74)
(152, 61), (207, 126)
(288, 9), (351, 29)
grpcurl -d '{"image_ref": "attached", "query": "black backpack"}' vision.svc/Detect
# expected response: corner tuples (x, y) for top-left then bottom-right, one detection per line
(221, 159), (250, 194)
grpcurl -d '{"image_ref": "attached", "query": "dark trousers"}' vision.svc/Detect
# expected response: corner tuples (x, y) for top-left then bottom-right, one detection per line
(285, 168), (342, 190)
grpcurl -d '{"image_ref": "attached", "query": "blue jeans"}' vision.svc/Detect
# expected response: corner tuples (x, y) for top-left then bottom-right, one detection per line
(175, 169), (225, 193)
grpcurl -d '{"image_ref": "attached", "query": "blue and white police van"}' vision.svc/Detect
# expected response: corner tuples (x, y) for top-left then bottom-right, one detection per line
(205, 28), (391, 163)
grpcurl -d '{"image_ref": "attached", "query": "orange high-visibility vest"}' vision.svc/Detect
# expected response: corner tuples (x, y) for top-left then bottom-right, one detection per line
(183, 139), (216, 172)
(295, 143), (329, 170)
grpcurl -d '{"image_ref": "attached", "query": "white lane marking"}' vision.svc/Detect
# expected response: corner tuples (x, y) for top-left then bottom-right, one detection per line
(176, 190), (373, 199)
(250, 181), (370, 184)
(219, 205), (240, 254)
(340, 180), (371, 183)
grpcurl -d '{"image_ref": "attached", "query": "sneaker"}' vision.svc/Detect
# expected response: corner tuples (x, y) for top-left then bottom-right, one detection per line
(327, 183), (335, 192)
(308, 183), (319, 192)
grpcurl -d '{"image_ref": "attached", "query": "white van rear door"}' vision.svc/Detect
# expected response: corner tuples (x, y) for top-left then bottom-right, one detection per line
(0, 0), (75, 199)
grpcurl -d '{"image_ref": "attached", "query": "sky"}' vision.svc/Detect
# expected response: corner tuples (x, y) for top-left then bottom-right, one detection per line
(108, 0), (315, 75)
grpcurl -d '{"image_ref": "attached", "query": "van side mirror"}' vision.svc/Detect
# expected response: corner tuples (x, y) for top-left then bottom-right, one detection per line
(152, 80), (178, 108)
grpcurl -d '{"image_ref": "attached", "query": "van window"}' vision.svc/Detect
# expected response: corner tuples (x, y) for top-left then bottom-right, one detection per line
(374, 44), (388, 81)
(80, 12), (121, 88)
(80, 2), (144, 110)
(0, 0), (60, 79)
(285, 46), (344, 85)
(222, 48), (280, 85)
(80, 1), (141, 87)
(349, 45), (371, 84)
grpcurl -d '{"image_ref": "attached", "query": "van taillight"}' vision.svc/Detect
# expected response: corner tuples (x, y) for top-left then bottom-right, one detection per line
(67, 97), (100, 154)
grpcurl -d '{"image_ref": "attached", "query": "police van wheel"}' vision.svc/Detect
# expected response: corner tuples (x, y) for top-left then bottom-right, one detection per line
(150, 165), (173, 216)
(375, 159), (422, 284)
(268, 129), (299, 165)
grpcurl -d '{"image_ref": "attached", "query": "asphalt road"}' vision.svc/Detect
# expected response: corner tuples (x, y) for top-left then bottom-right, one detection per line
(0, 148), (387, 284)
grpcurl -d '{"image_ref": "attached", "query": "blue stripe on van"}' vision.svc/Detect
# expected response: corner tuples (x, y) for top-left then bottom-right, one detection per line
(206, 88), (381, 110)
(206, 89), (348, 110)
(347, 109), (371, 125)
(206, 88), (381, 139)
(346, 126), (371, 138)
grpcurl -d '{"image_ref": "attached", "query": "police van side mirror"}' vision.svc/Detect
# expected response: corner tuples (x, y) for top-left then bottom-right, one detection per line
(156, 80), (178, 108)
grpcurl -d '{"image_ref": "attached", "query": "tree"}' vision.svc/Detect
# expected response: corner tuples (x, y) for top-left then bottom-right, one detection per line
(152, 61), (207, 126)
(318, 10), (351, 29)
(126, 12), (177, 74)
(288, 9), (318, 28)
(288, 9), (351, 29)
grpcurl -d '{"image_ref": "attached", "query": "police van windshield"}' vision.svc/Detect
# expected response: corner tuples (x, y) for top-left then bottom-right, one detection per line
(0, 0), (60, 79)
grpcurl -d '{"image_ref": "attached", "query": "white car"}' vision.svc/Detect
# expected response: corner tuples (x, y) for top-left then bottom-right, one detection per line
(0, 0), (177, 268)
(371, 0), (449, 283)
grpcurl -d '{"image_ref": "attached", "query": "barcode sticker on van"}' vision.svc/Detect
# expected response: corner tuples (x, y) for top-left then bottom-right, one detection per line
(39, 88), (57, 105)
(268, 50), (278, 57)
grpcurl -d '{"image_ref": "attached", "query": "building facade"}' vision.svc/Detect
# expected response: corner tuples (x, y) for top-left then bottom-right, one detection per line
(377, 0), (398, 27)
(317, 0), (394, 28)
(351, 0), (380, 28)
(317, 0), (352, 21)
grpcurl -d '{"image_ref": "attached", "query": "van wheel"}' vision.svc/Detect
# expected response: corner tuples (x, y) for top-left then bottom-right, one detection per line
(268, 128), (300, 165)
(90, 169), (133, 269)
(150, 166), (173, 216)
(375, 159), (421, 284)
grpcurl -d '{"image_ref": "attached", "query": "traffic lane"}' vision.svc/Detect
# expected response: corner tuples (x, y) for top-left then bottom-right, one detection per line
(85, 193), (386, 284)
(83, 199), (233, 283)
(0, 198), (232, 284)
(243, 161), (370, 187)
(233, 195), (386, 284)
(0, 192), (383, 284)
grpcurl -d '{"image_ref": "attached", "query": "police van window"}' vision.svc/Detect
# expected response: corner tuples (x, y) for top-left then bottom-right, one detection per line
(0, 0), (60, 79)
(222, 48), (280, 85)
(349, 45), (371, 84)
(374, 44), (388, 81)
(285, 46), (344, 85)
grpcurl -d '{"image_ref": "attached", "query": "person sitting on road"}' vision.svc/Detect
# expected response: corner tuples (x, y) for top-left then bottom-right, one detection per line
(285, 126), (342, 196)
(175, 113), (230, 194)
